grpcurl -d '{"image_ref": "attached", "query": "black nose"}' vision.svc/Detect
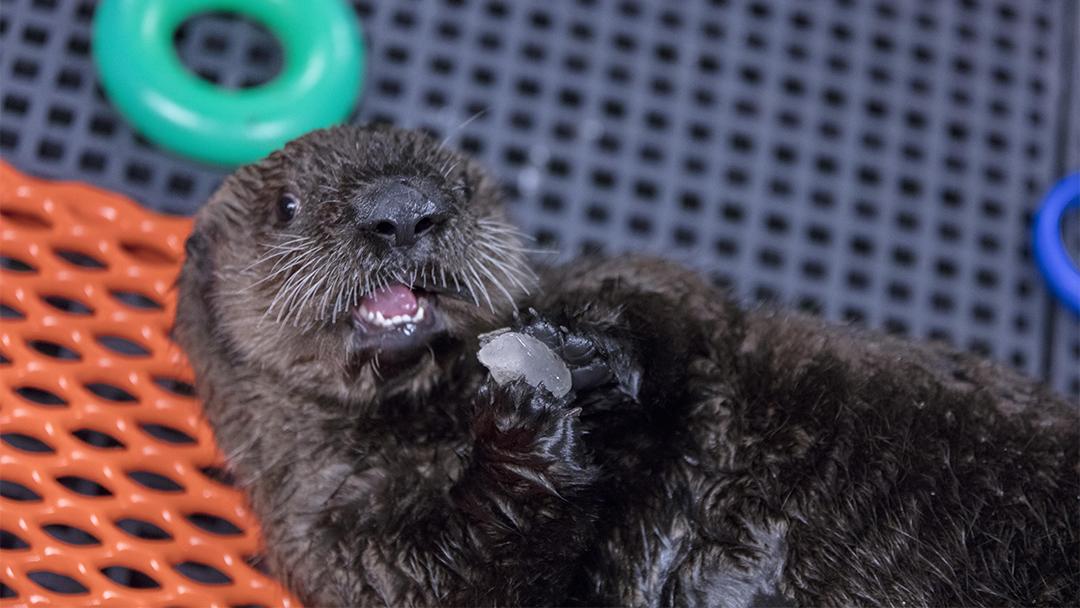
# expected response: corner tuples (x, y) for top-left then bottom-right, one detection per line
(359, 181), (449, 247)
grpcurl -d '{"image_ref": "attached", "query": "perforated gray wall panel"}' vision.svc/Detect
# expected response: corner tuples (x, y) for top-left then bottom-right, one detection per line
(1049, 0), (1079, 398)
(1, 0), (1077, 397)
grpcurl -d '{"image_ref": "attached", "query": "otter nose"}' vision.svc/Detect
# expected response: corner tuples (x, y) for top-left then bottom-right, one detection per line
(361, 181), (449, 247)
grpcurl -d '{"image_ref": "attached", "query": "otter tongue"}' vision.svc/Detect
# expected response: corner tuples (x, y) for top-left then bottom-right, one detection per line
(361, 284), (418, 317)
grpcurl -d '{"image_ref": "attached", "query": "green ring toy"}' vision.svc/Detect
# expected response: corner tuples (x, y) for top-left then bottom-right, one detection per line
(92, 0), (364, 166)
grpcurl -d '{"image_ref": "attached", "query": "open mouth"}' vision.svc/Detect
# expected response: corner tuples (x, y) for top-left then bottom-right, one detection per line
(350, 283), (448, 360)
(355, 284), (428, 328)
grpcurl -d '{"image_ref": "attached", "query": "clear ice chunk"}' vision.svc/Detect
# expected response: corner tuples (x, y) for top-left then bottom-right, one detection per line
(477, 330), (572, 398)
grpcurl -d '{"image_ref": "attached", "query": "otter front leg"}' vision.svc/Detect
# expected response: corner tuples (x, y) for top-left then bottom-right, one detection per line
(446, 379), (598, 603)
(318, 380), (597, 606)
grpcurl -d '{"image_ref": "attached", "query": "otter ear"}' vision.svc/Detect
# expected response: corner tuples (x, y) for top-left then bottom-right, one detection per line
(171, 213), (223, 349)
(176, 201), (225, 302)
(182, 224), (213, 277)
(180, 167), (265, 293)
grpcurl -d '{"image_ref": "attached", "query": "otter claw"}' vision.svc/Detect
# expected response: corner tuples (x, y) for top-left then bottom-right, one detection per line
(512, 314), (616, 393)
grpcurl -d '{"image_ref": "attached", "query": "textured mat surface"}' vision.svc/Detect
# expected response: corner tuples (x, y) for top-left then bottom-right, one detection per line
(0, 0), (1077, 396)
(0, 162), (297, 605)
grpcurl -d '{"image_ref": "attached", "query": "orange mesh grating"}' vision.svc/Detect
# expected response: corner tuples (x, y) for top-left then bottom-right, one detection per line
(0, 162), (298, 607)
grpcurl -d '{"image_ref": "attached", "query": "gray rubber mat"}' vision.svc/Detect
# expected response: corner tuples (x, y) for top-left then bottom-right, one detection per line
(1, 0), (1077, 398)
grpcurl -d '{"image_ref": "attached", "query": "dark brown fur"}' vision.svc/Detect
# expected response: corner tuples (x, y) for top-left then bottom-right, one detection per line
(175, 125), (1079, 607)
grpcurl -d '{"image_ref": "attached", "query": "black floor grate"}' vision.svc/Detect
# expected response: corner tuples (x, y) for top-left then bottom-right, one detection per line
(0, 0), (1077, 397)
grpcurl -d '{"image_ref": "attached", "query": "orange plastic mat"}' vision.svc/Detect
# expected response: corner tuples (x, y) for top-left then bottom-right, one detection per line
(0, 162), (297, 606)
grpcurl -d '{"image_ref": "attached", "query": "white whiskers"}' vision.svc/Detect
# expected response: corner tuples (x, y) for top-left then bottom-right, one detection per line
(241, 215), (541, 331)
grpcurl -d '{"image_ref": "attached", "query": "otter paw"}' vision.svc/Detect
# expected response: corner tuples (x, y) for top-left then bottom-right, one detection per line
(513, 310), (618, 394)
(472, 380), (590, 491)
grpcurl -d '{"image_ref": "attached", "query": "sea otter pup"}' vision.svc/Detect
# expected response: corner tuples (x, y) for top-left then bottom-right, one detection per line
(174, 125), (1078, 607)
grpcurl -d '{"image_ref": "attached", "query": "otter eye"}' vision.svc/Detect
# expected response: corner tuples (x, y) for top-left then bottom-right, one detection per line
(277, 193), (299, 222)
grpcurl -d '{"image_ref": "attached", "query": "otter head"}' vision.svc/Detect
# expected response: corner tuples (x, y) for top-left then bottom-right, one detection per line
(175, 125), (534, 401)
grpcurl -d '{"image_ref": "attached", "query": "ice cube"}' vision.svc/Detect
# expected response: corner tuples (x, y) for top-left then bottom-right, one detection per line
(477, 330), (572, 398)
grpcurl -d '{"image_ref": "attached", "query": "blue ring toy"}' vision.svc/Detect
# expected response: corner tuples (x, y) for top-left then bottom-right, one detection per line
(1032, 173), (1080, 315)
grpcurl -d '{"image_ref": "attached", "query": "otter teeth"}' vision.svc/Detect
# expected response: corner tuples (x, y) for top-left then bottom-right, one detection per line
(358, 303), (425, 328)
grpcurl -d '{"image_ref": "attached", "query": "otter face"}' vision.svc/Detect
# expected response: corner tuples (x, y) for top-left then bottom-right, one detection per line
(178, 125), (535, 397)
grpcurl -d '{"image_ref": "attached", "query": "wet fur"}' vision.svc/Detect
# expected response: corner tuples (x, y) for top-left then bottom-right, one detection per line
(175, 125), (1078, 606)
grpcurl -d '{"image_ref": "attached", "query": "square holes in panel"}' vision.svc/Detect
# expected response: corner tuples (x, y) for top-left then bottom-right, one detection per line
(0, 0), (1076, 396)
(0, 0), (226, 214)
(1047, 31), (1080, 399)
